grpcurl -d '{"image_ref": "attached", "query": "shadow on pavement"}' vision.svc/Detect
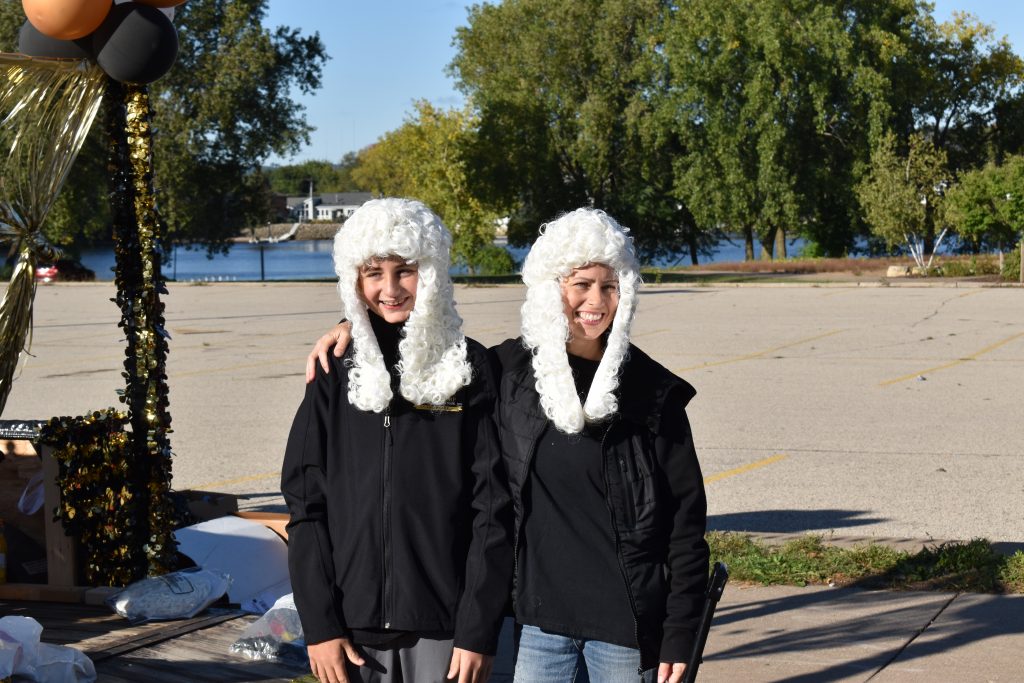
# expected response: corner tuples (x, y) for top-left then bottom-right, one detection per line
(708, 508), (886, 533)
(702, 584), (1022, 682)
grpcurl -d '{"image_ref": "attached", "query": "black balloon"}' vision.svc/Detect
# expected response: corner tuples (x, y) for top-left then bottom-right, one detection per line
(91, 3), (178, 84)
(18, 20), (92, 60)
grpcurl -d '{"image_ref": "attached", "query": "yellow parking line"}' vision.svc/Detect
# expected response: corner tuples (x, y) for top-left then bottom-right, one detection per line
(675, 330), (842, 373)
(703, 454), (788, 485)
(633, 328), (669, 339)
(879, 331), (1024, 387)
(192, 471), (279, 490)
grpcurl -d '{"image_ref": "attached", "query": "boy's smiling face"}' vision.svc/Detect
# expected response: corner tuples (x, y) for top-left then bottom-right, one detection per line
(358, 256), (419, 323)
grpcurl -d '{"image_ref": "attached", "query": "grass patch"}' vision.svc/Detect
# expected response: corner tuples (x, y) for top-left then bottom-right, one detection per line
(707, 532), (1023, 593)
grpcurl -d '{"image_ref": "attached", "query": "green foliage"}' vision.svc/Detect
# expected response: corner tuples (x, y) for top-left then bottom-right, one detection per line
(707, 532), (1024, 593)
(663, 0), (926, 258)
(879, 539), (1004, 592)
(707, 532), (903, 587)
(469, 244), (516, 276)
(1002, 551), (1024, 592)
(909, 12), (1024, 172)
(936, 256), (1000, 277)
(946, 155), (1024, 252)
(1003, 243), (1022, 281)
(264, 153), (366, 195)
(352, 101), (508, 274)
(0, 0), (327, 251)
(451, 0), (706, 261)
(152, 0), (327, 248)
(857, 132), (951, 263)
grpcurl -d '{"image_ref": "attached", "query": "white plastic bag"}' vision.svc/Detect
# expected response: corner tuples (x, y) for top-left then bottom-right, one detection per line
(229, 593), (306, 665)
(0, 615), (96, 682)
(108, 567), (230, 624)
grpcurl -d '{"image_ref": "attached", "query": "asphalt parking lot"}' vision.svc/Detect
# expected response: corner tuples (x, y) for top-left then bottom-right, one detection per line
(6, 281), (1023, 543)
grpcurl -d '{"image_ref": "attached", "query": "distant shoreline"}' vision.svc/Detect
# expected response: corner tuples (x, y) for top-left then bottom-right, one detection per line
(233, 223), (341, 242)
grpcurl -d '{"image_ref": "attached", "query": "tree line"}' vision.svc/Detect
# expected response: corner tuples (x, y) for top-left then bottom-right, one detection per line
(4, 0), (1023, 272)
(281, 0), (1024, 270)
(0, 0), (327, 254)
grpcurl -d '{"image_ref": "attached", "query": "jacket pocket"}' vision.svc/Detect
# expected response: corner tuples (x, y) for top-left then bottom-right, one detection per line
(621, 435), (658, 532)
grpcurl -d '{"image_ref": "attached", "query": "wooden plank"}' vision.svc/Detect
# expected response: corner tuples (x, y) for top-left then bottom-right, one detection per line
(0, 582), (87, 602)
(233, 511), (289, 542)
(98, 642), (307, 683)
(86, 609), (245, 661)
(39, 445), (79, 587)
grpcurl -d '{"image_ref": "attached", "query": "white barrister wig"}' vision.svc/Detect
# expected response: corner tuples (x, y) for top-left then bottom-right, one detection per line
(333, 197), (472, 413)
(520, 208), (641, 434)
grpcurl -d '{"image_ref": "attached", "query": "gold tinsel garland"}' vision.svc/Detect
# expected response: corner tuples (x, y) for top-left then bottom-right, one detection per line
(37, 410), (140, 586)
(104, 79), (178, 580)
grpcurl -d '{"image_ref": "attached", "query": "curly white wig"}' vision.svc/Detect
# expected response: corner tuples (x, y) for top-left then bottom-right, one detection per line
(521, 208), (641, 434)
(333, 197), (472, 413)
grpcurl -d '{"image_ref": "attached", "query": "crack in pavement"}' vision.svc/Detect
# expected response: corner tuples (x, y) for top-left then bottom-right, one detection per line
(864, 592), (960, 681)
(911, 291), (981, 328)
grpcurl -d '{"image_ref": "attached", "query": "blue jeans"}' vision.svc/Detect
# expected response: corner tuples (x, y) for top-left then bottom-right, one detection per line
(513, 624), (655, 683)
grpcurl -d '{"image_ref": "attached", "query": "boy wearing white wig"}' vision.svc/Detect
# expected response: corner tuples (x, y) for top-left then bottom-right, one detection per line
(282, 198), (511, 683)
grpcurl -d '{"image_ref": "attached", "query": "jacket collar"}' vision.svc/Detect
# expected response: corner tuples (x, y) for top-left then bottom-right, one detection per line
(506, 340), (694, 436)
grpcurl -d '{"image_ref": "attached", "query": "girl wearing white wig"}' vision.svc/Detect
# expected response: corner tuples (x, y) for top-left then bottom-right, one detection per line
(306, 207), (709, 683)
(283, 198), (511, 683)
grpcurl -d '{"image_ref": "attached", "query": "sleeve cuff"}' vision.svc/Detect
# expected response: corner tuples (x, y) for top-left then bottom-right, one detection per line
(453, 621), (502, 656)
(659, 626), (697, 665)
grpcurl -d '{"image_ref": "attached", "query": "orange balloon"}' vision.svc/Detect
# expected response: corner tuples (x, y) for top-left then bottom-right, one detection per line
(21, 0), (112, 41)
(134, 0), (186, 7)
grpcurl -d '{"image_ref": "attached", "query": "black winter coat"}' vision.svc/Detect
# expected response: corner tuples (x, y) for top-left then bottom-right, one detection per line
(281, 338), (513, 655)
(491, 338), (709, 671)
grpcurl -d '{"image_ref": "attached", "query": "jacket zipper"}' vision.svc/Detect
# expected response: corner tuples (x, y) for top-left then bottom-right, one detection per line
(381, 408), (393, 629)
(601, 420), (644, 675)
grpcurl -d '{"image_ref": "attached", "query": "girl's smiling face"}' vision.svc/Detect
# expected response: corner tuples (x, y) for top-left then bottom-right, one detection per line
(561, 263), (619, 359)
(358, 256), (419, 323)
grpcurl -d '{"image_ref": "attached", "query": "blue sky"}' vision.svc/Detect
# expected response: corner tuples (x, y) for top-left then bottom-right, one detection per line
(262, 1), (1024, 165)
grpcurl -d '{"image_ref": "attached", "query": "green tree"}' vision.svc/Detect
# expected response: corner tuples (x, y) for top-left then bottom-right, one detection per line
(265, 160), (342, 196)
(335, 151), (365, 193)
(352, 101), (513, 274)
(663, 0), (927, 259)
(152, 0), (327, 249)
(450, 0), (705, 262)
(945, 155), (1024, 252)
(907, 12), (1024, 172)
(0, 0), (327, 251)
(857, 132), (951, 270)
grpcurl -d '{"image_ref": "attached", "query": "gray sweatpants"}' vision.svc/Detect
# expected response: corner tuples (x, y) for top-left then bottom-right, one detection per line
(345, 634), (455, 683)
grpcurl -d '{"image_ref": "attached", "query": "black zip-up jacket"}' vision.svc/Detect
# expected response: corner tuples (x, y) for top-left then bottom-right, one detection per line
(491, 338), (709, 671)
(281, 334), (513, 655)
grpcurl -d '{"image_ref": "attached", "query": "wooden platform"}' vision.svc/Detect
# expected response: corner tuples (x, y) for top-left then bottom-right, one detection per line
(0, 599), (310, 682)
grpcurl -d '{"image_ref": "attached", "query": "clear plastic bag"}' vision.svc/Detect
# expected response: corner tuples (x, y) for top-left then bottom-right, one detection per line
(0, 615), (96, 682)
(229, 593), (307, 665)
(107, 567), (230, 624)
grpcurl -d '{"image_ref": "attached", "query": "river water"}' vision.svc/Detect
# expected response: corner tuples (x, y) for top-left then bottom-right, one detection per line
(78, 237), (809, 282)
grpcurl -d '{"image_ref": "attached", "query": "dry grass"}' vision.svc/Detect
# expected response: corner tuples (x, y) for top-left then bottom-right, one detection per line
(671, 254), (1003, 277)
(681, 257), (901, 274)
